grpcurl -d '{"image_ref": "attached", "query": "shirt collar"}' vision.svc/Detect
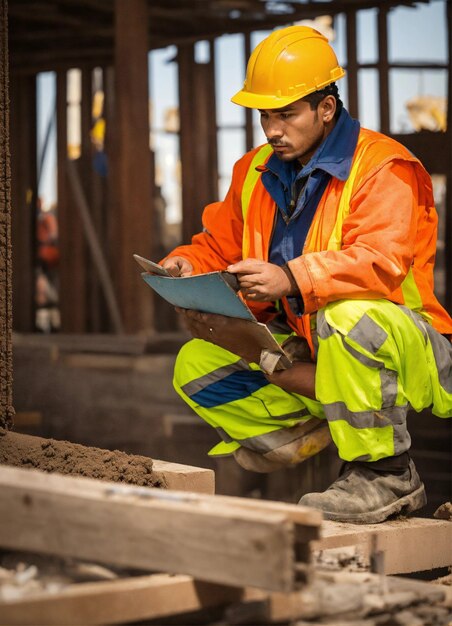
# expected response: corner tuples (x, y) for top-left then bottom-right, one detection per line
(261, 108), (360, 184)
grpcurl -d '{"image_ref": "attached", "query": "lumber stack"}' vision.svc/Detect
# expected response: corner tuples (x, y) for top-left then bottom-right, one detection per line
(1, 560), (451, 625)
(1, 465), (451, 625)
(0, 465), (321, 593)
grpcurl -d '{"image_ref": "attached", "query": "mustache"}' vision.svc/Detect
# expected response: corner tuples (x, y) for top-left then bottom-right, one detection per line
(267, 138), (289, 147)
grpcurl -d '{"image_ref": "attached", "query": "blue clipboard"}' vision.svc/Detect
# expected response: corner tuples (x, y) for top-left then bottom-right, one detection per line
(140, 270), (256, 321)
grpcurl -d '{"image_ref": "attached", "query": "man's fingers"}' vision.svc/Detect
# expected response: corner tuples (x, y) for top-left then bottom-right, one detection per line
(228, 259), (265, 274)
(237, 273), (262, 284)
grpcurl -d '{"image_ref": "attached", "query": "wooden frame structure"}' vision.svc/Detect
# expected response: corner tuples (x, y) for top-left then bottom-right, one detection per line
(5, 0), (451, 334)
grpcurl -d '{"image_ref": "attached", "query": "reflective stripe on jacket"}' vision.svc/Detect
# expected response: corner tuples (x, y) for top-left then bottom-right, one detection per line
(166, 127), (452, 340)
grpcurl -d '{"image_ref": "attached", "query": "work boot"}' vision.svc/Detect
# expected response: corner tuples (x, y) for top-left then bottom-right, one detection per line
(298, 457), (427, 524)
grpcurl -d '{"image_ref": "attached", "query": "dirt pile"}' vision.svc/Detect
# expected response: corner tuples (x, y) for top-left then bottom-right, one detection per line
(0, 430), (162, 487)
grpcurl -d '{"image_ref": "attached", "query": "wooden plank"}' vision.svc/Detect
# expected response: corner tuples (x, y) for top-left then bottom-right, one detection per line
(314, 517), (452, 574)
(0, 573), (243, 626)
(2, 563), (450, 626)
(133, 483), (322, 528)
(151, 458), (215, 494)
(0, 465), (298, 592)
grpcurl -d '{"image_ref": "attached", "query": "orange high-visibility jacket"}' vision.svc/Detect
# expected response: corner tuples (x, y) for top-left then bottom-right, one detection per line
(167, 127), (452, 340)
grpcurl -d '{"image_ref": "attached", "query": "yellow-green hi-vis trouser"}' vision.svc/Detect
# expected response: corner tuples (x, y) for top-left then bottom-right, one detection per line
(173, 299), (452, 464)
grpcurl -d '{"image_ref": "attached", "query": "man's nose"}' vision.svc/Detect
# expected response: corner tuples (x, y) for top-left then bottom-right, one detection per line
(263, 118), (283, 140)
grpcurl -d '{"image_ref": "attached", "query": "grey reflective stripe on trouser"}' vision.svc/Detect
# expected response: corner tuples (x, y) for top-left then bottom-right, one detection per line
(399, 306), (452, 393)
(319, 309), (411, 455)
(180, 359), (250, 397)
(237, 423), (309, 454)
(347, 313), (388, 354)
(317, 310), (336, 339)
(217, 408), (311, 448)
(216, 427), (234, 443)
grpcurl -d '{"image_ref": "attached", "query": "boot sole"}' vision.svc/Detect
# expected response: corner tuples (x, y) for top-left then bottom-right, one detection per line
(322, 484), (427, 525)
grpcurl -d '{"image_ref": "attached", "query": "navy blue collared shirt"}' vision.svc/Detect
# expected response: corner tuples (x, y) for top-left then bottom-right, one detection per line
(260, 107), (360, 315)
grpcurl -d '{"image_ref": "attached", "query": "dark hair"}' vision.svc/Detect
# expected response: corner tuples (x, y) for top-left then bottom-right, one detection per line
(302, 82), (343, 119)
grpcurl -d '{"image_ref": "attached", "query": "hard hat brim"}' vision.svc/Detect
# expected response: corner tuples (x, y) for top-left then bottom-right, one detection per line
(231, 90), (303, 110)
(231, 67), (346, 110)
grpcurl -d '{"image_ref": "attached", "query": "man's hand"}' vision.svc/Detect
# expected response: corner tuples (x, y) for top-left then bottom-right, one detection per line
(161, 256), (193, 277)
(266, 362), (316, 400)
(227, 258), (297, 301)
(176, 308), (262, 364)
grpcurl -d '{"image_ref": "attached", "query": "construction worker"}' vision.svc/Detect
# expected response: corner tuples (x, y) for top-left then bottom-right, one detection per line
(161, 26), (452, 524)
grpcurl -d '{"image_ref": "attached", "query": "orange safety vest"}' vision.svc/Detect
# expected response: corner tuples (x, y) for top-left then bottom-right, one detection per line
(167, 128), (452, 347)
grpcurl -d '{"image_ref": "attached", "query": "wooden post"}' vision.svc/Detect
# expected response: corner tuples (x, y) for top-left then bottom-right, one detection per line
(178, 43), (218, 244)
(0, 0), (14, 429)
(378, 6), (390, 135)
(10, 75), (37, 332)
(244, 33), (254, 152)
(110, 0), (153, 333)
(345, 10), (359, 120)
(57, 70), (87, 332)
(80, 66), (99, 332)
(445, 0), (452, 313)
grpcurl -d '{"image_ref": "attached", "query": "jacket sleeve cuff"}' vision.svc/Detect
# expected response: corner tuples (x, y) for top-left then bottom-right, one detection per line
(287, 258), (318, 314)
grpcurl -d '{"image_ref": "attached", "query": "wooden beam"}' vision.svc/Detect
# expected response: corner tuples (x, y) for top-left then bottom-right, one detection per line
(149, 459), (215, 494)
(377, 5), (390, 134)
(0, 0), (14, 429)
(445, 0), (452, 312)
(1, 566), (449, 626)
(110, 0), (153, 333)
(178, 43), (219, 244)
(9, 74), (36, 332)
(177, 43), (198, 242)
(244, 32), (254, 152)
(57, 70), (88, 332)
(0, 573), (243, 626)
(345, 10), (358, 119)
(314, 517), (452, 575)
(0, 465), (318, 592)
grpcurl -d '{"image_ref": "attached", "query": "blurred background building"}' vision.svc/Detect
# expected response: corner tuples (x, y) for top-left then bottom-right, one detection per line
(3, 0), (452, 507)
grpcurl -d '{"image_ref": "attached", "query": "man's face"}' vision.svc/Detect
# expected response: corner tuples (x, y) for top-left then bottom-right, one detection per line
(259, 97), (333, 166)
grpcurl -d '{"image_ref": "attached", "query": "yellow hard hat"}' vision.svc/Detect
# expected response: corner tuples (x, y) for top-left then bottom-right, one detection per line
(231, 25), (345, 109)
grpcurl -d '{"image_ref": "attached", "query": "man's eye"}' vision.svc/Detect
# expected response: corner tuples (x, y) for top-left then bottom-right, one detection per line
(280, 113), (292, 119)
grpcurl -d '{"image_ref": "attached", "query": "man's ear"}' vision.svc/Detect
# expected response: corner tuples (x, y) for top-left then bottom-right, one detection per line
(320, 95), (336, 123)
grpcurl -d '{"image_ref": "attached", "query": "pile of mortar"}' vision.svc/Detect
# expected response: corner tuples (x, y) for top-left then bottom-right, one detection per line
(0, 429), (162, 487)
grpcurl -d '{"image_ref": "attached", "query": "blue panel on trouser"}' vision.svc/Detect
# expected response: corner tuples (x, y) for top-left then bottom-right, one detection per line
(189, 370), (269, 408)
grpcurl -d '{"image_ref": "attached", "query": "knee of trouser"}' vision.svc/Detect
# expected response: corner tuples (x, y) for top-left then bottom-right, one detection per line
(174, 338), (240, 388)
(316, 299), (356, 341)
(173, 339), (203, 387)
(317, 298), (397, 341)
